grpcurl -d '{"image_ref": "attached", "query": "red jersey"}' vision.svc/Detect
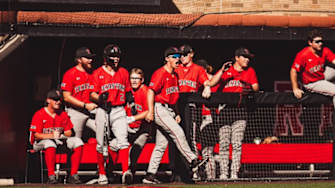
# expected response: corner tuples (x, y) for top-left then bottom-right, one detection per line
(220, 66), (258, 93)
(291, 47), (335, 84)
(149, 67), (179, 105)
(91, 66), (131, 106)
(125, 85), (149, 128)
(29, 108), (73, 144)
(175, 63), (209, 92)
(61, 67), (93, 103)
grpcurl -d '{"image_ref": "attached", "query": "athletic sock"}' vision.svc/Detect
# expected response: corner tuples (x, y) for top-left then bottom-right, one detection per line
(70, 146), (83, 176)
(108, 148), (118, 164)
(97, 152), (106, 175)
(44, 147), (56, 176)
(118, 148), (129, 173)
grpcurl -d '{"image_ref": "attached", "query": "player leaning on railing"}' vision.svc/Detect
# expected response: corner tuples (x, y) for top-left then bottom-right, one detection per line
(290, 29), (335, 107)
(210, 47), (259, 180)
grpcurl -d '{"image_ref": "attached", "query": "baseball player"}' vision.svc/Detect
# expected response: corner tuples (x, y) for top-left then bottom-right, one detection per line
(109, 68), (150, 184)
(90, 44), (132, 185)
(29, 89), (84, 184)
(61, 47), (98, 139)
(210, 47), (259, 179)
(169, 45), (211, 182)
(290, 29), (335, 106)
(196, 59), (220, 180)
(142, 47), (205, 184)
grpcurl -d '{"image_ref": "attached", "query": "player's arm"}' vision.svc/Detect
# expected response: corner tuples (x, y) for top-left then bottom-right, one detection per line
(133, 110), (148, 121)
(63, 91), (97, 111)
(145, 89), (155, 122)
(90, 92), (100, 103)
(34, 131), (60, 140)
(209, 61), (232, 86)
(251, 83), (259, 92)
(63, 129), (72, 137)
(290, 68), (304, 99)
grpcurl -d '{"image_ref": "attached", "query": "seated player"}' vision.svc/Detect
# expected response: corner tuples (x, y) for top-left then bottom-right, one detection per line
(29, 89), (84, 184)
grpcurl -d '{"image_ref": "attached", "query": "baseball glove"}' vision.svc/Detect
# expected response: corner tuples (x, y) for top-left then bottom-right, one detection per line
(262, 136), (279, 144)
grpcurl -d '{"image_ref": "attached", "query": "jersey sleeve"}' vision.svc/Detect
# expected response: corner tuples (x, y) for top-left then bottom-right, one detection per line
(140, 86), (149, 111)
(291, 52), (304, 72)
(125, 70), (131, 92)
(29, 112), (43, 134)
(149, 70), (163, 93)
(90, 70), (101, 94)
(197, 66), (209, 85)
(248, 68), (258, 85)
(61, 70), (73, 92)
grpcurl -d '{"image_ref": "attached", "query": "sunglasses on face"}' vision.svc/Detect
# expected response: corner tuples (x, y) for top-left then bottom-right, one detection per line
(313, 40), (324, 44)
(168, 54), (181, 59)
(51, 97), (61, 102)
(130, 77), (142, 80)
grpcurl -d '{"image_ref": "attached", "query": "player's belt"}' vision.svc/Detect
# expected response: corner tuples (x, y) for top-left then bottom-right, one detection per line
(157, 102), (173, 109)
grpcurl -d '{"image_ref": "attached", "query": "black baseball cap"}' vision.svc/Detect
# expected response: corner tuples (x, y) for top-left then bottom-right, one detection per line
(75, 47), (96, 59)
(164, 47), (180, 57)
(47, 89), (61, 100)
(235, 47), (254, 59)
(179, 44), (194, 55)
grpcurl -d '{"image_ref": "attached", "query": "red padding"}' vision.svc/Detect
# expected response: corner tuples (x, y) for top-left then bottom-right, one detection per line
(55, 142), (333, 164)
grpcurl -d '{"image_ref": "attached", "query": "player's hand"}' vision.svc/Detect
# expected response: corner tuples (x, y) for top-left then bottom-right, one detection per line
(221, 61), (233, 72)
(53, 130), (61, 139)
(293, 88), (304, 99)
(202, 85), (211, 99)
(175, 115), (181, 124)
(145, 111), (154, 122)
(85, 103), (98, 111)
(126, 116), (136, 124)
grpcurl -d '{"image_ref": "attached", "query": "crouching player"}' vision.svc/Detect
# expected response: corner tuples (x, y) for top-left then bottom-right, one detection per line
(110, 68), (151, 184)
(29, 89), (84, 184)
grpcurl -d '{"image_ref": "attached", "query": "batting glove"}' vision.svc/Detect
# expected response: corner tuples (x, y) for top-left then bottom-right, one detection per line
(126, 116), (136, 124)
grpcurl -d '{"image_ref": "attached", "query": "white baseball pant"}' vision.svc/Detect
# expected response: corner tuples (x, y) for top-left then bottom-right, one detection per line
(304, 80), (335, 107)
(147, 103), (197, 174)
(66, 107), (96, 139)
(202, 146), (216, 180)
(95, 106), (129, 153)
(219, 120), (246, 178)
(33, 137), (84, 151)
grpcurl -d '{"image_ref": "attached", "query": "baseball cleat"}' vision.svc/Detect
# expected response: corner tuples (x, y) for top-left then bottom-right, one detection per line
(67, 174), (81, 184)
(191, 158), (208, 173)
(47, 175), (57, 184)
(98, 174), (108, 185)
(142, 173), (161, 184)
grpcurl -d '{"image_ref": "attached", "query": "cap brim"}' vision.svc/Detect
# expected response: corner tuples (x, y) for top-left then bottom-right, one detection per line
(84, 54), (96, 58)
(242, 53), (254, 59)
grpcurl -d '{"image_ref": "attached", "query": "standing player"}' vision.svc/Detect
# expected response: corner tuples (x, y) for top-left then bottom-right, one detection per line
(290, 29), (335, 106)
(211, 47), (259, 179)
(142, 47), (205, 184)
(196, 59), (220, 180)
(61, 47), (98, 139)
(109, 68), (150, 184)
(29, 89), (84, 184)
(90, 44), (131, 184)
(170, 45), (211, 182)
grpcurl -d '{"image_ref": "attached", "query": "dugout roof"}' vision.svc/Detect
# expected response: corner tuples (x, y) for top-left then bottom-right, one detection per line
(1, 11), (335, 40)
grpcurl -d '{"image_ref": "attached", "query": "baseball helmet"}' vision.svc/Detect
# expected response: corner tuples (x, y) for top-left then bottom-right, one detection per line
(103, 44), (122, 58)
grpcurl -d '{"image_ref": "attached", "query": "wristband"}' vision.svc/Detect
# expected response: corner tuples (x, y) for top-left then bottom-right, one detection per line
(83, 103), (86, 110)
